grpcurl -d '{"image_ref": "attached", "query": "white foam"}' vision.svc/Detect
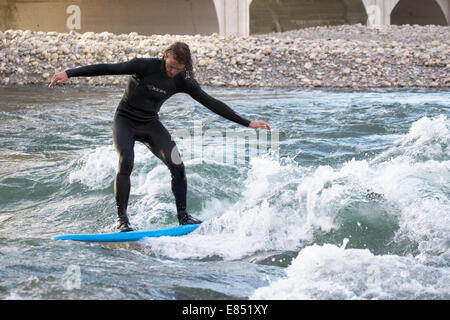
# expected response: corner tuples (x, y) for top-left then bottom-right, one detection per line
(68, 144), (162, 190)
(251, 244), (450, 300)
(129, 156), (242, 229)
(374, 159), (450, 260)
(129, 164), (173, 228)
(373, 115), (449, 163)
(68, 145), (117, 189)
(139, 155), (319, 260)
(140, 116), (450, 265)
(68, 116), (450, 269)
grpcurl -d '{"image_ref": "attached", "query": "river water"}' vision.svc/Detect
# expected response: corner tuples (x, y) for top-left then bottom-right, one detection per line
(0, 86), (449, 299)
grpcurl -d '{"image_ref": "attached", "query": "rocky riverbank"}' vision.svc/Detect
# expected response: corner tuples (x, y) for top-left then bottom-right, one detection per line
(1, 24), (449, 88)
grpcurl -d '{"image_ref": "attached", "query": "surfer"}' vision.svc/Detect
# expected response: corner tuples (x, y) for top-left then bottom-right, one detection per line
(48, 42), (271, 232)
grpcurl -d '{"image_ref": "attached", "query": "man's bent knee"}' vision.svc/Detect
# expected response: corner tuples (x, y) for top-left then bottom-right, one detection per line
(118, 150), (134, 176)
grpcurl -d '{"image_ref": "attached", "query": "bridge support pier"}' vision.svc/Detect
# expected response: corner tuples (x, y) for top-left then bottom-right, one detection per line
(362, 0), (399, 27)
(213, 0), (252, 37)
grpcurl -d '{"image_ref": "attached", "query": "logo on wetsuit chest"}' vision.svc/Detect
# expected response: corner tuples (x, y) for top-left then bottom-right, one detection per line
(147, 84), (168, 95)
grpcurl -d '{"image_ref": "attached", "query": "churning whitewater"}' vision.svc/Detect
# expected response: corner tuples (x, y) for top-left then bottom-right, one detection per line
(0, 87), (448, 299)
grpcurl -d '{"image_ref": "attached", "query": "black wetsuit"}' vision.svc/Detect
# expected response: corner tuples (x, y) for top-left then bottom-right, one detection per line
(65, 58), (251, 222)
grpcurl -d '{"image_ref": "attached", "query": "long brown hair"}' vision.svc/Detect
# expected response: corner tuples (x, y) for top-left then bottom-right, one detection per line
(162, 42), (195, 80)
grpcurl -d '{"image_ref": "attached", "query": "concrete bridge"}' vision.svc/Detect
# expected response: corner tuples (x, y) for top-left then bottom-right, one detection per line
(0, 0), (449, 37)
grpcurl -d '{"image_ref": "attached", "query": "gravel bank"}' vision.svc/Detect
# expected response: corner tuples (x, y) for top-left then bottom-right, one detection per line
(1, 24), (449, 88)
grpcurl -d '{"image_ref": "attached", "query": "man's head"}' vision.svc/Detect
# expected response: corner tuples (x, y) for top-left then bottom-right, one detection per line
(164, 53), (186, 78)
(162, 42), (195, 79)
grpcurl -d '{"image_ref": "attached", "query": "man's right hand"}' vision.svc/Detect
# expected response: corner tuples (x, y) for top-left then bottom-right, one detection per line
(249, 120), (271, 131)
(48, 71), (68, 88)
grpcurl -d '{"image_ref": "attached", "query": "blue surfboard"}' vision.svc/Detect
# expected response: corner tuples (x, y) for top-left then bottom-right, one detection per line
(52, 224), (200, 242)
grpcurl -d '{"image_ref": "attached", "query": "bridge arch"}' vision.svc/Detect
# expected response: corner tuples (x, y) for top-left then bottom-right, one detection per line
(391, 0), (449, 26)
(249, 0), (368, 34)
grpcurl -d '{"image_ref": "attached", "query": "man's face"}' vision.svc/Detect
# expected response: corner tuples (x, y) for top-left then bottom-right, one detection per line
(164, 54), (185, 78)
